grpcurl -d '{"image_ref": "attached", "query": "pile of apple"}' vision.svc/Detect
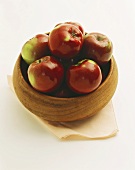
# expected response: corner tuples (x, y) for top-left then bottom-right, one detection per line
(21, 21), (113, 97)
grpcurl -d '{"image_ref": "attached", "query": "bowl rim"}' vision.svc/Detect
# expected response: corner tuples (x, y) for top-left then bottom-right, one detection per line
(18, 54), (114, 101)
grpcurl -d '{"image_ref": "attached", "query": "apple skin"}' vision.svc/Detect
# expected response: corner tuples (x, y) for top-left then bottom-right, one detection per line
(53, 83), (76, 98)
(82, 32), (113, 65)
(27, 56), (64, 93)
(48, 24), (83, 60)
(66, 59), (102, 94)
(55, 21), (85, 35)
(21, 34), (50, 65)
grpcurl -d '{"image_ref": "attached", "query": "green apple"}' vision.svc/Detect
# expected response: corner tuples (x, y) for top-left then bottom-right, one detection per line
(21, 34), (50, 64)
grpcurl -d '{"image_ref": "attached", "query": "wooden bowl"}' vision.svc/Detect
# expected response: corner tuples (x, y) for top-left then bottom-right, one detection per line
(13, 54), (118, 122)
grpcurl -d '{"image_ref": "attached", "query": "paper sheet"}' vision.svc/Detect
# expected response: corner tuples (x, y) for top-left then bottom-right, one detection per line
(7, 75), (118, 140)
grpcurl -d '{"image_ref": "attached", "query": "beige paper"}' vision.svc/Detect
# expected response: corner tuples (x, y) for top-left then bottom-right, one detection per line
(7, 75), (118, 140)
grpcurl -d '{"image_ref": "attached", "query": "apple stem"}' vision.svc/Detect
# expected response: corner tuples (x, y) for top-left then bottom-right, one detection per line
(72, 32), (77, 37)
(71, 30), (78, 38)
(37, 59), (42, 63)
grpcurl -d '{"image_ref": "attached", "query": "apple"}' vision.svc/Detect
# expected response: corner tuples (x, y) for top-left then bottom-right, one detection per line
(48, 24), (83, 59)
(82, 32), (113, 65)
(66, 59), (102, 94)
(53, 83), (76, 98)
(27, 56), (64, 93)
(55, 21), (85, 35)
(21, 34), (50, 65)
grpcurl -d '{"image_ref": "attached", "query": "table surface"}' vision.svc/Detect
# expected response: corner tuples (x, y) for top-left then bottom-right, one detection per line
(1, 0), (135, 170)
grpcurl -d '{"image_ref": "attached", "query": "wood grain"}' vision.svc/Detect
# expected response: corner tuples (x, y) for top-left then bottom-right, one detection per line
(13, 54), (118, 122)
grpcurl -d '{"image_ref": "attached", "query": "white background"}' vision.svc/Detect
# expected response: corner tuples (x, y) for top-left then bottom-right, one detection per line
(0, 0), (135, 169)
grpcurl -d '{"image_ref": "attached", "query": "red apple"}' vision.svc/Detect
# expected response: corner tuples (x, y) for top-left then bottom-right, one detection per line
(55, 21), (85, 35)
(48, 24), (83, 59)
(82, 32), (113, 65)
(27, 56), (64, 93)
(66, 59), (102, 94)
(21, 34), (50, 64)
(53, 83), (76, 98)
